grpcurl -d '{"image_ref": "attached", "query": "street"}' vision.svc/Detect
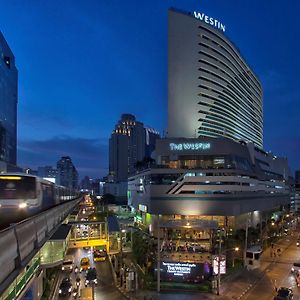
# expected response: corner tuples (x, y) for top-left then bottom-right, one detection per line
(52, 247), (126, 300)
(245, 234), (300, 300)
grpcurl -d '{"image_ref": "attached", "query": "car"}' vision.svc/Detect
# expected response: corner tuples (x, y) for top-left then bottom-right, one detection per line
(80, 257), (91, 272)
(291, 262), (300, 273)
(93, 249), (106, 262)
(59, 277), (73, 297)
(274, 287), (293, 300)
(61, 255), (74, 272)
(85, 268), (97, 286)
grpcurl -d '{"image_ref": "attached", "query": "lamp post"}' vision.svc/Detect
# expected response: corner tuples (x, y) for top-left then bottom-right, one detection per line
(216, 244), (239, 295)
(157, 214), (161, 293)
(243, 213), (250, 267)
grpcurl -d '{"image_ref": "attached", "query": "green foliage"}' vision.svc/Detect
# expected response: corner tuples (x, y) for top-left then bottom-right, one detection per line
(132, 230), (155, 267)
(101, 193), (116, 204)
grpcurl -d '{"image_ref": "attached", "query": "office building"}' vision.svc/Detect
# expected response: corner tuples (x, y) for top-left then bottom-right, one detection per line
(81, 176), (91, 191)
(109, 114), (159, 182)
(37, 166), (58, 181)
(168, 8), (263, 148)
(108, 114), (159, 202)
(0, 31), (18, 165)
(56, 156), (78, 189)
(294, 171), (300, 212)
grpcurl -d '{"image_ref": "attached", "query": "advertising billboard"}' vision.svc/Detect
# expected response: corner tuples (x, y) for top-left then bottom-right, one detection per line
(212, 255), (226, 275)
(158, 261), (211, 283)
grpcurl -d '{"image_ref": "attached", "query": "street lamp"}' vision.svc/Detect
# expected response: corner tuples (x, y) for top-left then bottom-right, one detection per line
(216, 246), (239, 295)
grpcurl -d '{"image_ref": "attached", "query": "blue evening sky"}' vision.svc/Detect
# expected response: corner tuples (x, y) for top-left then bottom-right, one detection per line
(0, 0), (299, 179)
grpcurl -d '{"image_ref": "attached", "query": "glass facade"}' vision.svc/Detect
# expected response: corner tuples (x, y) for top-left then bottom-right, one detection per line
(0, 32), (18, 165)
(161, 155), (252, 171)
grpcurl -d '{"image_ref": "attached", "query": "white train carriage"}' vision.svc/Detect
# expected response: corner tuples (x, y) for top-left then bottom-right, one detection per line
(0, 173), (80, 220)
(0, 174), (47, 211)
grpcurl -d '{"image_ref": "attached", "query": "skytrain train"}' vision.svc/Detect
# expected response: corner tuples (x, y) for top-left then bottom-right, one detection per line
(0, 173), (81, 224)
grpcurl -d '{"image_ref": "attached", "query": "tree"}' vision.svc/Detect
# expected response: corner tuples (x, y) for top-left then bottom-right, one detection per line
(102, 193), (116, 204)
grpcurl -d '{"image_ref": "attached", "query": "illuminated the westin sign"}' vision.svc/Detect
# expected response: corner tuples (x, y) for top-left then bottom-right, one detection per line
(169, 142), (211, 151)
(163, 262), (196, 276)
(194, 11), (225, 32)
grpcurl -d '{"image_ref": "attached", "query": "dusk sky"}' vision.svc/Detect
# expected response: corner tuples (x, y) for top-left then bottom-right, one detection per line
(0, 0), (299, 179)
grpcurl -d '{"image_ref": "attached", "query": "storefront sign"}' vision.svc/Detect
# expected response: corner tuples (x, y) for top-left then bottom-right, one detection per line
(138, 204), (147, 212)
(194, 11), (226, 32)
(169, 142), (211, 151)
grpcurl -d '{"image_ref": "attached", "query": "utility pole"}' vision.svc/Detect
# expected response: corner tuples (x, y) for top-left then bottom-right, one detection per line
(260, 212), (263, 248)
(217, 230), (222, 295)
(157, 214), (161, 293)
(244, 213), (249, 267)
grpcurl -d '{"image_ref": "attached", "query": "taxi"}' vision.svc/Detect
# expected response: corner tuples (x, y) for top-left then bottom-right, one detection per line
(80, 257), (91, 272)
(93, 249), (106, 262)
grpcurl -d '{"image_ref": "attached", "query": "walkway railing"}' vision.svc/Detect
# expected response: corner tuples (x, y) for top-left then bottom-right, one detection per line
(0, 197), (82, 298)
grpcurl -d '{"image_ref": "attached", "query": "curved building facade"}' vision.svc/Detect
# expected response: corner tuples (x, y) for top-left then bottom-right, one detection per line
(128, 137), (292, 217)
(168, 8), (263, 148)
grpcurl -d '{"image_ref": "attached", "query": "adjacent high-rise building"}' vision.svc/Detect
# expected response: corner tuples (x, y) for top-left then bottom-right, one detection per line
(81, 176), (91, 191)
(168, 8), (263, 148)
(109, 114), (159, 182)
(294, 171), (300, 212)
(37, 165), (58, 180)
(0, 31), (18, 165)
(56, 156), (78, 189)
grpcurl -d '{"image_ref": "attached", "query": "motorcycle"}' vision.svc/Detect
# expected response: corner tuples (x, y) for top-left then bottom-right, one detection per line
(72, 286), (79, 299)
(75, 277), (81, 288)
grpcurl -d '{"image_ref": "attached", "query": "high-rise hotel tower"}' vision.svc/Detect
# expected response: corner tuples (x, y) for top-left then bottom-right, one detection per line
(168, 8), (263, 148)
(128, 8), (292, 228)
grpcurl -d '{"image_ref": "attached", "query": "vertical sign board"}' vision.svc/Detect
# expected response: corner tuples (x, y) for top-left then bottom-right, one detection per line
(212, 255), (226, 275)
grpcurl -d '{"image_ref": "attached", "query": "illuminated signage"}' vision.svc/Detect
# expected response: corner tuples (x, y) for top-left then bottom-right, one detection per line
(138, 204), (147, 212)
(212, 255), (226, 275)
(194, 11), (225, 32)
(169, 142), (211, 151)
(162, 262), (197, 276)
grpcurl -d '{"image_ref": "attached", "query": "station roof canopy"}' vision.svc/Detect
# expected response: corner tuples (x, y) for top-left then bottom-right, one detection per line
(160, 219), (218, 230)
(50, 224), (72, 241)
(68, 221), (106, 225)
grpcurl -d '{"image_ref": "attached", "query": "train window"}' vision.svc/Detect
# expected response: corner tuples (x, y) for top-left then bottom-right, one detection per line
(0, 176), (36, 199)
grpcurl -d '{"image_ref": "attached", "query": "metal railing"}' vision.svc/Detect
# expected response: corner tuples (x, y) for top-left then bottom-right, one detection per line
(0, 197), (82, 298)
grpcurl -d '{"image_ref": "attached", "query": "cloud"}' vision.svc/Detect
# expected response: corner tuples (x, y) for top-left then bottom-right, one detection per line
(17, 135), (108, 179)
